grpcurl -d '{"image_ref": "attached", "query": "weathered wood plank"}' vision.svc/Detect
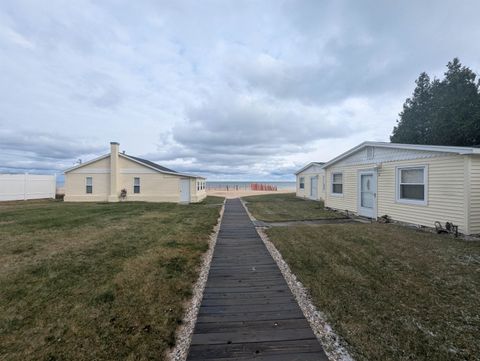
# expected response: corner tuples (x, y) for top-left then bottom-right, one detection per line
(191, 327), (316, 345)
(198, 302), (300, 315)
(204, 284), (290, 293)
(201, 289), (290, 299)
(188, 339), (327, 360)
(186, 198), (327, 360)
(201, 295), (295, 306)
(194, 318), (311, 333)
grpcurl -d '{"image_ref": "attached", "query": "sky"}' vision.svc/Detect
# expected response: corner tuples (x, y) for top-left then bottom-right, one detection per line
(1, 0), (479, 181)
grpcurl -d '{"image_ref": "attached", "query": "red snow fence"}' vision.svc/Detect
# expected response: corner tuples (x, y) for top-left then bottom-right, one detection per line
(250, 183), (278, 191)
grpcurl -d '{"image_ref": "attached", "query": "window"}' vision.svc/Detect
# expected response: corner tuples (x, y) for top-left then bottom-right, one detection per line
(332, 172), (343, 195)
(134, 177), (140, 194)
(197, 182), (200, 191)
(86, 177), (93, 194)
(396, 166), (427, 205)
(299, 177), (305, 189)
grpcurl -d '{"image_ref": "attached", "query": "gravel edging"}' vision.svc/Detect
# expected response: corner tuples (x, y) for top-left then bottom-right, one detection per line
(165, 200), (225, 361)
(241, 199), (355, 361)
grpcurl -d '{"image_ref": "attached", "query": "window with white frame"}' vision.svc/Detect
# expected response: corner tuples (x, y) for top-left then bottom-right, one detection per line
(86, 177), (93, 194)
(299, 177), (305, 189)
(134, 177), (140, 194)
(331, 172), (343, 195)
(396, 166), (427, 204)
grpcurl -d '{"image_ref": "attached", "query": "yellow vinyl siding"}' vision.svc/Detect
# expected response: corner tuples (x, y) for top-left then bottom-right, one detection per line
(296, 174), (307, 198)
(190, 178), (207, 203)
(325, 155), (469, 234)
(119, 173), (180, 203)
(469, 155), (480, 234)
(296, 170), (325, 201)
(319, 174), (326, 200)
(325, 164), (374, 213)
(65, 154), (206, 203)
(64, 157), (110, 202)
(377, 156), (466, 233)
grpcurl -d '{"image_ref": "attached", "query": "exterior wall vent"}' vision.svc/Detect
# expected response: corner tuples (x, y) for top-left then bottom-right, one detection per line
(366, 146), (375, 160)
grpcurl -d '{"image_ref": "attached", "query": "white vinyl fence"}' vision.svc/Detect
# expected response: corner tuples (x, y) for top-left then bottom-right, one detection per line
(0, 174), (56, 201)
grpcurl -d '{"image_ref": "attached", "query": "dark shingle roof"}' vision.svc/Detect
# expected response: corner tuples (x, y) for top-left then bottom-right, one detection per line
(125, 154), (177, 174)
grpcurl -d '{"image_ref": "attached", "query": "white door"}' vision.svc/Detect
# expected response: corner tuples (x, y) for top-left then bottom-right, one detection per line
(358, 171), (376, 218)
(310, 176), (318, 200)
(180, 179), (190, 203)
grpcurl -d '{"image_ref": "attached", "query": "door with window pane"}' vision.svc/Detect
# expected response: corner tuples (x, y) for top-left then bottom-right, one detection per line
(358, 171), (376, 218)
(310, 176), (318, 199)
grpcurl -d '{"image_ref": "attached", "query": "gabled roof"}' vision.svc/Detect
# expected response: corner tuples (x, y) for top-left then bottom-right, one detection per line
(322, 141), (480, 169)
(63, 154), (110, 173)
(120, 154), (205, 179)
(295, 162), (325, 175)
(64, 152), (205, 179)
(124, 154), (177, 173)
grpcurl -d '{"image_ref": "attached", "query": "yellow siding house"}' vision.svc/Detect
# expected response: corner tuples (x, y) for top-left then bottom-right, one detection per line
(64, 142), (206, 203)
(321, 141), (480, 235)
(295, 162), (326, 201)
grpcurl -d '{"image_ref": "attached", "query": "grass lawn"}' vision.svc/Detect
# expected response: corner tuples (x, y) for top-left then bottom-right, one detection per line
(266, 223), (480, 361)
(243, 193), (342, 222)
(0, 197), (223, 361)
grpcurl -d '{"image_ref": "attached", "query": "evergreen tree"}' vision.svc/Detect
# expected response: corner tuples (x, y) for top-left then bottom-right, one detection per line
(391, 72), (433, 144)
(390, 58), (480, 146)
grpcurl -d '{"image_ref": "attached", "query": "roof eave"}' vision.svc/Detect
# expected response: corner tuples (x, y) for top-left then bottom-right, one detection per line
(294, 162), (326, 175)
(322, 141), (479, 168)
(120, 154), (205, 178)
(64, 154), (110, 173)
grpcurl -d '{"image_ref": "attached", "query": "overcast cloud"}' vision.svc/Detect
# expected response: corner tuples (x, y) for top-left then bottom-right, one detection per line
(1, 0), (479, 180)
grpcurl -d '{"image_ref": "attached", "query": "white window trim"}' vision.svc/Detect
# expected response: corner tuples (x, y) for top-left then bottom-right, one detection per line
(331, 171), (344, 197)
(395, 165), (428, 206)
(134, 177), (140, 194)
(85, 176), (93, 194)
(299, 176), (305, 189)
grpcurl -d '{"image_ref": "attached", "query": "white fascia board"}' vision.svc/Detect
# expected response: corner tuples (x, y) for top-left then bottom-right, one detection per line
(64, 154), (110, 173)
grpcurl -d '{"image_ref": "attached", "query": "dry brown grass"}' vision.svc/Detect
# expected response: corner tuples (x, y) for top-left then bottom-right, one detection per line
(266, 223), (480, 361)
(243, 193), (343, 222)
(0, 197), (223, 361)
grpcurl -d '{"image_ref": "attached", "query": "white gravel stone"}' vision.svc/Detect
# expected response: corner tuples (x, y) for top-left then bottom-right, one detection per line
(165, 201), (225, 361)
(241, 199), (355, 361)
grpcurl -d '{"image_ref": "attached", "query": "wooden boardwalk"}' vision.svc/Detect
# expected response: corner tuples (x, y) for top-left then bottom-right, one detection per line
(187, 198), (328, 361)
